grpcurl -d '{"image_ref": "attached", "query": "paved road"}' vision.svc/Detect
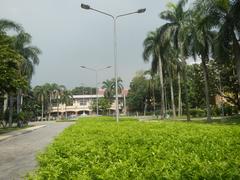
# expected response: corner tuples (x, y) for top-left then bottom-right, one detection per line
(0, 121), (74, 180)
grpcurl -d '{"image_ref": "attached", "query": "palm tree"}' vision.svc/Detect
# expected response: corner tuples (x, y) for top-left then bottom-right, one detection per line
(60, 90), (73, 119)
(181, 9), (216, 122)
(195, 0), (240, 83)
(57, 85), (66, 119)
(13, 31), (41, 114)
(111, 78), (124, 94)
(144, 70), (157, 116)
(0, 19), (24, 127)
(176, 59), (184, 117)
(42, 83), (54, 120)
(202, 0), (240, 110)
(102, 79), (114, 101)
(14, 31), (41, 81)
(159, 0), (190, 121)
(165, 47), (177, 118)
(34, 85), (47, 121)
(0, 19), (22, 34)
(48, 83), (60, 119)
(143, 29), (166, 118)
(102, 78), (124, 100)
(159, 0), (188, 49)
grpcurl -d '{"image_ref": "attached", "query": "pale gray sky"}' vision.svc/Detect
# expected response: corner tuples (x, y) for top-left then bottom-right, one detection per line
(1, 0), (191, 89)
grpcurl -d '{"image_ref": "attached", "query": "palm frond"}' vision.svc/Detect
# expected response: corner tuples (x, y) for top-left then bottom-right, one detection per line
(0, 19), (23, 33)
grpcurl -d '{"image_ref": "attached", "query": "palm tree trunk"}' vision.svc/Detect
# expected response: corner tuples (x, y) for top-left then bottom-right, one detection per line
(123, 93), (126, 115)
(144, 98), (147, 116)
(202, 59), (212, 123)
(41, 95), (44, 121)
(158, 56), (165, 118)
(183, 62), (190, 121)
(236, 57), (240, 111)
(3, 94), (8, 113)
(16, 89), (23, 114)
(178, 72), (182, 117)
(153, 82), (156, 116)
(233, 36), (240, 111)
(48, 95), (52, 121)
(169, 74), (176, 118)
(8, 95), (14, 127)
(65, 106), (67, 119)
(16, 90), (21, 114)
(164, 86), (168, 113)
(57, 97), (59, 119)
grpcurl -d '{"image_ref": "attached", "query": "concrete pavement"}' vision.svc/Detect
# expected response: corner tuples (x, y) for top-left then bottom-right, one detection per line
(0, 125), (46, 142)
(0, 121), (74, 180)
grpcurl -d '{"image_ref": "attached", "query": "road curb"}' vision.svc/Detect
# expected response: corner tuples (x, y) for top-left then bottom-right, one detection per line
(0, 125), (47, 142)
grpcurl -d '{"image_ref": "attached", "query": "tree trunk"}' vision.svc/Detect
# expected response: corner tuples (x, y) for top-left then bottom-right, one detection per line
(178, 72), (182, 117)
(1, 94), (8, 128)
(16, 89), (23, 114)
(236, 57), (240, 87)
(8, 95), (14, 127)
(48, 95), (52, 121)
(164, 87), (168, 113)
(65, 106), (67, 119)
(236, 48), (240, 111)
(183, 62), (191, 121)
(201, 59), (212, 123)
(236, 57), (240, 111)
(123, 93), (126, 115)
(233, 35), (240, 111)
(169, 74), (176, 118)
(3, 94), (8, 113)
(158, 56), (165, 118)
(57, 97), (59, 120)
(41, 95), (44, 121)
(144, 98), (147, 116)
(153, 82), (156, 116)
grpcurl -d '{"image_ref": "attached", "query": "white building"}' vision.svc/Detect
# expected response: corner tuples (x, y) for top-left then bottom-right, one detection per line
(50, 89), (128, 116)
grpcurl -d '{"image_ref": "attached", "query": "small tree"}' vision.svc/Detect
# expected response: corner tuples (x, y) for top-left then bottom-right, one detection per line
(91, 97), (111, 115)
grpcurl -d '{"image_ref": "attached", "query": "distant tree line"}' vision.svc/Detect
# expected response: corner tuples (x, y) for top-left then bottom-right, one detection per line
(19, 78), (124, 121)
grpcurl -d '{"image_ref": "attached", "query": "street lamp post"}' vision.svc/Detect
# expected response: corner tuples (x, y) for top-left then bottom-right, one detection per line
(81, 4), (146, 122)
(80, 66), (111, 116)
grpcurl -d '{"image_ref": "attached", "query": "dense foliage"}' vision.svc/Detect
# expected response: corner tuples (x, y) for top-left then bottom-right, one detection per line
(141, 0), (240, 122)
(0, 19), (41, 127)
(30, 117), (240, 179)
(91, 97), (111, 115)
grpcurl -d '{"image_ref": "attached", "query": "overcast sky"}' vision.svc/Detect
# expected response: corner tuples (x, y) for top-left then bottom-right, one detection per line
(1, 0), (193, 89)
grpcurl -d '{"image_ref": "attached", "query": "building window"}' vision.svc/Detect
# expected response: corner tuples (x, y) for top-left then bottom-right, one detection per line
(79, 98), (87, 106)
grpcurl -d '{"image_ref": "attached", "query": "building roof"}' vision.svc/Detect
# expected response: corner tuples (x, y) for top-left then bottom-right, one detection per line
(72, 88), (128, 99)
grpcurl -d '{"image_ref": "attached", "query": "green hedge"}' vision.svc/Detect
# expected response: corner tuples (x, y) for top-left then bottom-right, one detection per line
(29, 117), (240, 179)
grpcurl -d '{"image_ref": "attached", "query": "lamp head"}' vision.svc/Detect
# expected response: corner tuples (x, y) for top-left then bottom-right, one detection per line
(80, 66), (86, 68)
(137, 8), (146, 13)
(81, 4), (91, 10)
(106, 66), (112, 69)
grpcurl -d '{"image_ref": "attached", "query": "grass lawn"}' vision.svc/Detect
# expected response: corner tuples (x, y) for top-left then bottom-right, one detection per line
(29, 117), (240, 179)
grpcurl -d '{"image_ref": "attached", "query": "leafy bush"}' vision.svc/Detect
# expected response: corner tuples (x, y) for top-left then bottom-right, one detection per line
(29, 117), (240, 179)
(212, 106), (222, 116)
(189, 108), (206, 117)
(223, 104), (238, 116)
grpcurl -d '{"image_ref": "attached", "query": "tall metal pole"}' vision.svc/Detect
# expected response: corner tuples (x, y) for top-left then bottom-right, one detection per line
(80, 65), (111, 116)
(81, 4), (146, 122)
(114, 18), (119, 123)
(96, 70), (99, 116)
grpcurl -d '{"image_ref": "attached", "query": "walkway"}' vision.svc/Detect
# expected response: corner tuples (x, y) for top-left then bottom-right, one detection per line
(0, 121), (74, 180)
